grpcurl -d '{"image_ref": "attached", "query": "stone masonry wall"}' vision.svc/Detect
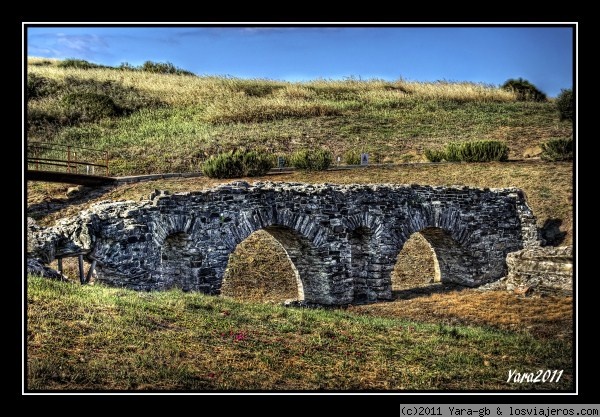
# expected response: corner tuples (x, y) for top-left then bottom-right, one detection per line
(505, 246), (573, 296)
(28, 181), (539, 305)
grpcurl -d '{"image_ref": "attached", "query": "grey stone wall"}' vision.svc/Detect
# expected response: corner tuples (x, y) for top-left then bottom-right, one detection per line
(28, 181), (539, 305)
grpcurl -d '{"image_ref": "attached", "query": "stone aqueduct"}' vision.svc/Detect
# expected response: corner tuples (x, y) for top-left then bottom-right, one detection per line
(28, 182), (539, 305)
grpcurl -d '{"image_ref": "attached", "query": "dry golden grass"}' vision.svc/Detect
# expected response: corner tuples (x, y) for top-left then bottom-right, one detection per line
(221, 230), (299, 303)
(349, 289), (573, 341)
(392, 232), (437, 290)
(28, 58), (517, 106)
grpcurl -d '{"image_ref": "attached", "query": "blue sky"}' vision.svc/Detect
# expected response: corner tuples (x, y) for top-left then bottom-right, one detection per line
(27, 25), (574, 97)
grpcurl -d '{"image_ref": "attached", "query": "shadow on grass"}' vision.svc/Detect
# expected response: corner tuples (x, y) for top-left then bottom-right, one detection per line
(392, 282), (471, 301)
(540, 218), (567, 246)
(27, 184), (116, 221)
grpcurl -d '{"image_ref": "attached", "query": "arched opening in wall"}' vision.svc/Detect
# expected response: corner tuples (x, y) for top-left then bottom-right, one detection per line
(391, 230), (440, 291)
(160, 232), (204, 291)
(221, 229), (302, 303)
(392, 227), (472, 293)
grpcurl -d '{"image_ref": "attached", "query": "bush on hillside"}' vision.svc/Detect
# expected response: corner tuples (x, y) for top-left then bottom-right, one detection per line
(556, 88), (573, 122)
(502, 78), (547, 102)
(118, 62), (136, 71)
(58, 59), (105, 70)
(140, 61), (195, 76)
(424, 140), (509, 163)
(540, 138), (573, 161)
(290, 148), (332, 171)
(457, 140), (509, 162)
(242, 150), (275, 176)
(202, 149), (273, 178)
(424, 149), (445, 163)
(444, 142), (463, 162)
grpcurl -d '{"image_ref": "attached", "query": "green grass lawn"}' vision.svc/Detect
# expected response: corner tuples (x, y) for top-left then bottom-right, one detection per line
(26, 276), (573, 391)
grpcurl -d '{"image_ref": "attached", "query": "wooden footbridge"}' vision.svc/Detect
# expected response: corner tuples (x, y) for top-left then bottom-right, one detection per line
(26, 142), (116, 186)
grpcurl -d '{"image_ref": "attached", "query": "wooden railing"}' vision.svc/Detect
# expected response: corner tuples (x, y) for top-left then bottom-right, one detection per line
(27, 142), (109, 176)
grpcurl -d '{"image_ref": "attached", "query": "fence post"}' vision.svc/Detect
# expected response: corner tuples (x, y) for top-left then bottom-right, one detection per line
(67, 146), (71, 173)
(86, 259), (97, 283)
(78, 254), (85, 284)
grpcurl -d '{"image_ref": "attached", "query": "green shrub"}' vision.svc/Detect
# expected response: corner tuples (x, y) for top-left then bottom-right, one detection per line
(457, 140), (509, 162)
(344, 149), (362, 165)
(202, 149), (273, 178)
(61, 92), (119, 122)
(140, 61), (195, 76)
(424, 149), (446, 162)
(541, 138), (573, 161)
(58, 59), (104, 70)
(502, 78), (547, 102)
(242, 150), (274, 176)
(424, 141), (509, 163)
(444, 142), (463, 162)
(290, 148), (332, 171)
(202, 151), (245, 179)
(556, 88), (573, 122)
(118, 62), (136, 71)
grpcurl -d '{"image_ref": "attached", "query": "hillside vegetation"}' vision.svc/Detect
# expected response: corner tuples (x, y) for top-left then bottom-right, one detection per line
(27, 58), (572, 176)
(27, 276), (572, 390)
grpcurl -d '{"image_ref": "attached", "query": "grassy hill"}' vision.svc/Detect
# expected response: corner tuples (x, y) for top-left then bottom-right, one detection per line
(27, 57), (572, 176)
(27, 276), (572, 390)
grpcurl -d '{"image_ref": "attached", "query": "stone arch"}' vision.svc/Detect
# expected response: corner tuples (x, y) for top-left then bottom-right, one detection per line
(221, 229), (304, 302)
(213, 206), (335, 304)
(393, 224), (478, 288)
(418, 227), (471, 284)
(389, 204), (480, 288)
(151, 214), (197, 246)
